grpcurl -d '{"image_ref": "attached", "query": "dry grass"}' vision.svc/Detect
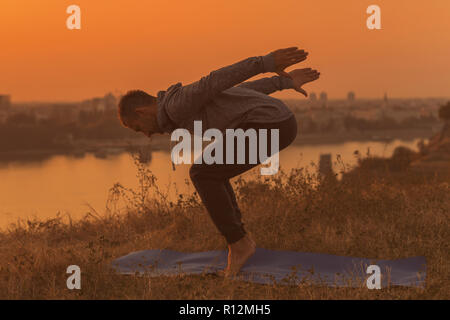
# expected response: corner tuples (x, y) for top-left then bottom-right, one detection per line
(0, 154), (448, 299)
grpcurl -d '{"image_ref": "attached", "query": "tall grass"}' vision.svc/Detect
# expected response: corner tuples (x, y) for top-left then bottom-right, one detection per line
(0, 153), (448, 299)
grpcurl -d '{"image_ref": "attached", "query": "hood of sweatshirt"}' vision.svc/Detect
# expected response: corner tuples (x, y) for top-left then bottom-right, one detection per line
(156, 82), (182, 134)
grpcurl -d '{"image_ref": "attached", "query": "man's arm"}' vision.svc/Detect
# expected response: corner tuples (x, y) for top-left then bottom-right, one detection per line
(163, 47), (308, 123)
(236, 75), (296, 95)
(164, 54), (276, 124)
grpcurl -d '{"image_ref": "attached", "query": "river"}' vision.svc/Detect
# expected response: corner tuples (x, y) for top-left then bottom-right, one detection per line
(0, 138), (424, 229)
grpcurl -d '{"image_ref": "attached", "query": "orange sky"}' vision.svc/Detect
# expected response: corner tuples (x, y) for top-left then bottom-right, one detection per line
(0, 0), (449, 102)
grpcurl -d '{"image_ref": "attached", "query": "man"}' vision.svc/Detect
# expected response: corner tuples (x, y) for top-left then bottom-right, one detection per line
(118, 46), (320, 276)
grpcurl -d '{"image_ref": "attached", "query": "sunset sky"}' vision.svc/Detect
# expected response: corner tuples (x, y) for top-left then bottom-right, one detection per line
(0, 0), (449, 102)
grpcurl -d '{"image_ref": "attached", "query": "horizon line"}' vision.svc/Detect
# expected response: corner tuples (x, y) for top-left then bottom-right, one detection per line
(8, 95), (450, 105)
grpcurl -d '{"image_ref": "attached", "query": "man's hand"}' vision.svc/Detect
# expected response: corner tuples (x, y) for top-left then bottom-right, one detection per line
(288, 68), (320, 97)
(270, 47), (309, 79)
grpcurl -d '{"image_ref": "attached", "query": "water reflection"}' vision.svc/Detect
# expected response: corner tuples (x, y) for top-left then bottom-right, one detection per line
(0, 139), (423, 229)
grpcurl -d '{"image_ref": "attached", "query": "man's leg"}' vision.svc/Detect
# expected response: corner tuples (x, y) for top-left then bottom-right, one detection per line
(189, 159), (258, 277)
(189, 115), (298, 274)
(224, 179), (243, 229)
(189, 162), (255, 244)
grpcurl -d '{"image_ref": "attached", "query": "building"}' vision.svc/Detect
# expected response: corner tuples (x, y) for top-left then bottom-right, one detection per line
(318, 153), (337, 183)
(103, 93), (118, 111)
(382, 92), (389, 109)
(347, 91), (355, 103)
(81, 93), (118, 113)
(0, 95), (11, 110)
(319, 91), (328, 108)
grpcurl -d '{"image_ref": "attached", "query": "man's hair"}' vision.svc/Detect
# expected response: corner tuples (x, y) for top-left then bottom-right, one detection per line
(118, 90), (157, 127)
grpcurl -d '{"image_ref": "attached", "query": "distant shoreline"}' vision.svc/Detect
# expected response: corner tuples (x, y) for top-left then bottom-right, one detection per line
(148, 127), (435, 150)
(0, 127), (435, 162)
(293, 127), (434, 146)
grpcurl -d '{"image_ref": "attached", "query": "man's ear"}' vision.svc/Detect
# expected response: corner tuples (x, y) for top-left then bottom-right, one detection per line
(135, 106), (146, 115)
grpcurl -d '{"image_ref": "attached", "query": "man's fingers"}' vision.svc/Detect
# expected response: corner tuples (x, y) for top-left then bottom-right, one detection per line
(279, 48), (307, 61)
(286, 52), (308, 61)
(292, 54), (308, 62)
(271, 47), (309, 71)
(306, 71), (320, 78)
(295, 87), (308, 97)
(283, 56), (307, 68)
(287, 49), (306, 55)
(307, 71), (319, 77)
(305, 74), (320, 83)
(287, 51), (307, 58)
(276, 70), (293, 79)
(305, 76), (319, 83)
(281, 46), (299, 52)
(296, 68), (312, 73)
(288, 68), (317, 78)
(297, 68), (319, 75)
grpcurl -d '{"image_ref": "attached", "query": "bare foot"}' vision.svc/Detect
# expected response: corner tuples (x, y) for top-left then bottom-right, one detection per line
(224, 235), (256, 277)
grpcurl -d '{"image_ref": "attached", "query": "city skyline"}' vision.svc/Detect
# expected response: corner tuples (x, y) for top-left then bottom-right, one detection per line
(4, 92), (449, 105)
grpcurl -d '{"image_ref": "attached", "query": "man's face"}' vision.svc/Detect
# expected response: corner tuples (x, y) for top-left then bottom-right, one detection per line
(127, 117), (153, 137)
(125, 104), (159, 137)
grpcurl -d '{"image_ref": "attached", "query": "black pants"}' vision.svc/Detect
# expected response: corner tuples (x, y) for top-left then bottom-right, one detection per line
(189, 115), (298, 244)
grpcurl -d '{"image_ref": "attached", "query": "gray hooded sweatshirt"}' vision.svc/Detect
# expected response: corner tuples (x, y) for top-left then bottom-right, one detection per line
(156, 52), (296, 134)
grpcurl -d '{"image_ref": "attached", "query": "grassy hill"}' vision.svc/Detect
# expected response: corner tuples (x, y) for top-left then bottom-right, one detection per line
(0, 148), (448, 299)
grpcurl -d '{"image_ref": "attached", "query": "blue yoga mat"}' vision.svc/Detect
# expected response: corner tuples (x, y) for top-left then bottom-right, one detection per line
(111, 247), (426, 288)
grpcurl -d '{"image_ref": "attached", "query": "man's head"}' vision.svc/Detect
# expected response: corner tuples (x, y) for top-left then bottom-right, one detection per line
(118, 90), (160, 137)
